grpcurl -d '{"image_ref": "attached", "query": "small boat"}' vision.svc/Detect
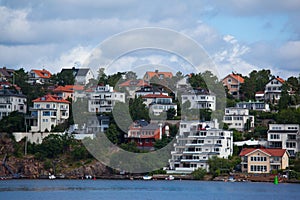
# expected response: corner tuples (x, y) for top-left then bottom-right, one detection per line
(143, 175), (152, 180)
(228, 176), (236, 182)
(165, 175), (175, 180)
(49, 173), (56, 180)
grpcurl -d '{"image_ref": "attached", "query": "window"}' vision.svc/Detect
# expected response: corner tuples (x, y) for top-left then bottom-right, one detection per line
(46, 104), (50, 108)
(43, 111), (50, 116)
(286, 142), (296, 148)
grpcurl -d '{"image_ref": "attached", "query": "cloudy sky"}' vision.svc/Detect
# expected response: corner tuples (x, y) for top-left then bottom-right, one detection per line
(0, 0), (300, 79)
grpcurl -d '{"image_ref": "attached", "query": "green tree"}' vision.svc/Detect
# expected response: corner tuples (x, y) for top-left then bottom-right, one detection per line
(0, 111), (26, 133)
(129, 97), (150, 121)
(192, 168), (207, 180)
(278, 83), (290, 110)
(276, 108), (300, 124)
(105, 123), (123, 144)
(166, 108), (176, 120)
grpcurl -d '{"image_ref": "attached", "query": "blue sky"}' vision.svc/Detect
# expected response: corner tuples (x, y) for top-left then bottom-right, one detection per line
(0, 0), (299, 79)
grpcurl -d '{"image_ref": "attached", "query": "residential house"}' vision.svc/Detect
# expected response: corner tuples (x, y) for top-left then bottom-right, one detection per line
(143, 70), (173, 82)
(0, 67), (14, 81)
(222, 73), (244, 99)
(169, 119), (233, 173)
(126, 120), (167, 150)
(28, 69), (52, 84)
(60, 67), (94, 85)
(28, 94), (70, 132)
(135, 86), (168, 98)
(223, 107), (254, 131)
(87, 84), (125, 113)
(267, 124), (299, 156)
(239, 148), (289, 173)
(255, 91), (265, 102)
(181, 88), (216, 111)
(71, 115), (110, 134)
(142, 94), (177, 116)
(118, 79), (150, 98)
(53, 85), (84, 101)
(0, 88), (27, 120)
(264, 76), (285, 104)
(236, 101), (270, 112)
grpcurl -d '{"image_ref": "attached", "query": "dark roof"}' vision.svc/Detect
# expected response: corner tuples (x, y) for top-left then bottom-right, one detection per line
(0, 68), (14, 78)
(0, 89), (27, 98)
(135, 119), (149, 127)
(135, 86), (163, 93)
(61, 68), (90, 76)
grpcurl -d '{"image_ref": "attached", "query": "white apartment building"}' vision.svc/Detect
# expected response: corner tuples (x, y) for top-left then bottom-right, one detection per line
(169, 120), (233, 173)
(236, 101), (270, 112)
(87, 84), (125, 113)
(267, 124), (300, 156)
(181, 91), (216, 111)
(223, 107), (254, 131)
(28, 94), (70, 132)
(0, 90), (27, 120)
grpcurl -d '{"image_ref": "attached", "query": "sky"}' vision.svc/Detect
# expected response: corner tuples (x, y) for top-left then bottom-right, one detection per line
(0, 0), (300, 79)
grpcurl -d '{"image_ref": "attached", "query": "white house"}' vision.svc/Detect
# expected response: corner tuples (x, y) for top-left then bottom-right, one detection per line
(135, 86), (168, 98)
(28, 69), (52, 84)
(28, 94), (70, 132)
(87, 84), (125, 113)
(168, 119), (233, 173)
(142, 94), (177, 116)
(223, 107), (254, 131)
(236, 101), (270, 112)
(0, 89), (27, 120)
(181, 89), (216, 111)
(60, 68), (94, 85)
(264, 77), (285, 104)
(267, 124), (300, 157)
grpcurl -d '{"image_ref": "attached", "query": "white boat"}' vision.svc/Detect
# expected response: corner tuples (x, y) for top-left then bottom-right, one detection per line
(49, 173), (56, 180)
(142, 175), (152, 180)
(165, 175), (175, 180)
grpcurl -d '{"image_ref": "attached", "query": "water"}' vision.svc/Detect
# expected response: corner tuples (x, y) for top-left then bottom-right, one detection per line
(0, 180), (299, 200)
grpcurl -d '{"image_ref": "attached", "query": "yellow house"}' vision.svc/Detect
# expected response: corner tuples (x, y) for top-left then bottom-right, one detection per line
(239, 148), (289, 173)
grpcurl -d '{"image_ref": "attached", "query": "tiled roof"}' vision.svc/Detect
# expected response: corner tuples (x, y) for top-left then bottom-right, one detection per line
(142, 94), (172, 98)
(119, 79), (150, 87)
(53, 85), (84, 93)
(239, 148), (287, 157)
(255, 91), (264, 94)
(145, 71), (173, 79)
(229, 74), (244, 83)
(33, 94), (70, 103)
(275, 77), (285, 84)
(32, 69), (52, 79)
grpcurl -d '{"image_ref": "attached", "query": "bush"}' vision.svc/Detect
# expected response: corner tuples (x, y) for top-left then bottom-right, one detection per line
(192, 168), (207, 180)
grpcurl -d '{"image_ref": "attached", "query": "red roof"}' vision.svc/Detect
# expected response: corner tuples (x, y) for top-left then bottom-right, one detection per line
(144, 71), (173, 79)
(239, 148), (287, 157)
(229, 74), (244, 83)
(255, 91), (264, 94)
(119, 79), (150, 87)
(32, 94), (70, 103)
(275, 77), (285, 84)
(142, 94), (172, 98)
(53, 85), (84, 93)
(32, 69), (52, 79)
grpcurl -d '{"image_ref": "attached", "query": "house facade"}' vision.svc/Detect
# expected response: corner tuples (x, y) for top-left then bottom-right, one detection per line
(0, 89), (27, 120)
(181, 89), (216, 111)
(118, 79), (150, 98)
(169, 119), (233, 173)
(240, 148), (289, 173)
(28, 94), (70, 132)
(87, 84), (125, 113)
(28, 69), (52, 84)
(223, 107), (254, 131)
(126, 120), (166, 150)
(236, 101), (270, 112)
(142, 94), (177, 116)
(267, 124), (299, 157)
(222, 73), (244, 99)
(264, 77), (285, 104)
(53, 85), (84, 100)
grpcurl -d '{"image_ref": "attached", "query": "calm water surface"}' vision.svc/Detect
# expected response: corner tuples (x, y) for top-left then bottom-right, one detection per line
(0, 179), (299, 200)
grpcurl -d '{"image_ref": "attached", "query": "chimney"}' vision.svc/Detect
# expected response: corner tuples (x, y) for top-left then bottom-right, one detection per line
(158, 123), (163, 140)
(155, 69), (158, 73)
